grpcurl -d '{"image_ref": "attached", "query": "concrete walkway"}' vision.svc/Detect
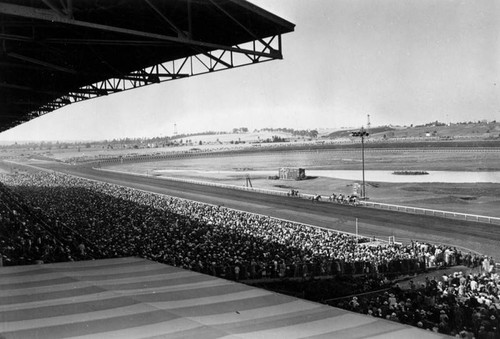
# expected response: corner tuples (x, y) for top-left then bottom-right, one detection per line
(0, 257), (452, 339)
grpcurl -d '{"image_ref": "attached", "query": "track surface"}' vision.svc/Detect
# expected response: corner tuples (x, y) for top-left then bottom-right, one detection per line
(17, 161), (495, 261)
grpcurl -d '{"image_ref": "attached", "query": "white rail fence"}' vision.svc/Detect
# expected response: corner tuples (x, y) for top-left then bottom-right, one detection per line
(96, 168), (500, 225)
(359, 201), (500, 225)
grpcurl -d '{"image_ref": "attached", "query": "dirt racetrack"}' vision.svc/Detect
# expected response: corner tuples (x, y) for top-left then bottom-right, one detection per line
(104, 148), (500, 218)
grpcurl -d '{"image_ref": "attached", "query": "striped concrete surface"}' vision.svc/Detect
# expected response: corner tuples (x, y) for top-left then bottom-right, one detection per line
(0, 257), (450, 339)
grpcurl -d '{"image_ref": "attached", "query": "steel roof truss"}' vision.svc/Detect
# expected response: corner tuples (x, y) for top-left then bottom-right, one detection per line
(0, 1), (293, 131)
(26, 33), (284, 118)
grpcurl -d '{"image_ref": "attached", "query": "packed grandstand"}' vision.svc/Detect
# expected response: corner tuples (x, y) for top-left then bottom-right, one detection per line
(1, 169), (499, 337)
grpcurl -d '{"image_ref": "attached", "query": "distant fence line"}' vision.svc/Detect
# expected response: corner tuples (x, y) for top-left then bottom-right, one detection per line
(79, 144), (500, 165)
(95, 168), (500, 225)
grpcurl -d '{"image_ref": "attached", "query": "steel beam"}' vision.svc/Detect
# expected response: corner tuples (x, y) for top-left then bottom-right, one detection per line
(0, 33), (33, 42)
(0, 82), (61, 96)
(144, 0), (186, 38)
(41, 0), (65, 17)
(7, 52), (77, 74)
(208, 0), (276, 55)
(0, 61), (47, 70)
(44, 38), (177, 46)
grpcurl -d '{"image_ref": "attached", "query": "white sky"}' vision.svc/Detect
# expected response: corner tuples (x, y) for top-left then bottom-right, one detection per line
(1, 0), (499, 141)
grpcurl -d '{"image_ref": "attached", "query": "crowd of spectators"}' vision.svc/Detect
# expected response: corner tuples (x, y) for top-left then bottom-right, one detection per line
(2, 170), (499, 337)
(1, 171), (481, 279)
(337, 267), (500, 338)
(0, 180), (89, 265)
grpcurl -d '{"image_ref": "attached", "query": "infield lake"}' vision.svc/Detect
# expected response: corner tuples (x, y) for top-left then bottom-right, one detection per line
(155, 169), (500, 183)
(308, 170), (500, 183)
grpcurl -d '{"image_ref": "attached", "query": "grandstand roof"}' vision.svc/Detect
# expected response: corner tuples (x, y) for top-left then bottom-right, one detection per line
(0, 0), (295, 133)
(0, 257), (450, 338)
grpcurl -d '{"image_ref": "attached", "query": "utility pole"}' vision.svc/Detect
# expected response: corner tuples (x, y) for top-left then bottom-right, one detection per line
(352, 127), (369, 199)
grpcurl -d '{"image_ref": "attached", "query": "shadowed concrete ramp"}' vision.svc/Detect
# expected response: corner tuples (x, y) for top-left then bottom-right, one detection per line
(0, 257), (450, 338)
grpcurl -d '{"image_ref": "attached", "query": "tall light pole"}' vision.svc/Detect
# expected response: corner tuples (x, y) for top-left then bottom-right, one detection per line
(352, 127), (369, 199)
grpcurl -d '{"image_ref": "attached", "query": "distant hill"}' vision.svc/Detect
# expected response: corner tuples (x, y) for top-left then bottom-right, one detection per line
(325, 121), (500, 140)
(3, 121), (499, 152)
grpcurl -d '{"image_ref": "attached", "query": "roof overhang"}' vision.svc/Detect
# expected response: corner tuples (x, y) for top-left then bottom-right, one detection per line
(0, 0), (295, 132)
